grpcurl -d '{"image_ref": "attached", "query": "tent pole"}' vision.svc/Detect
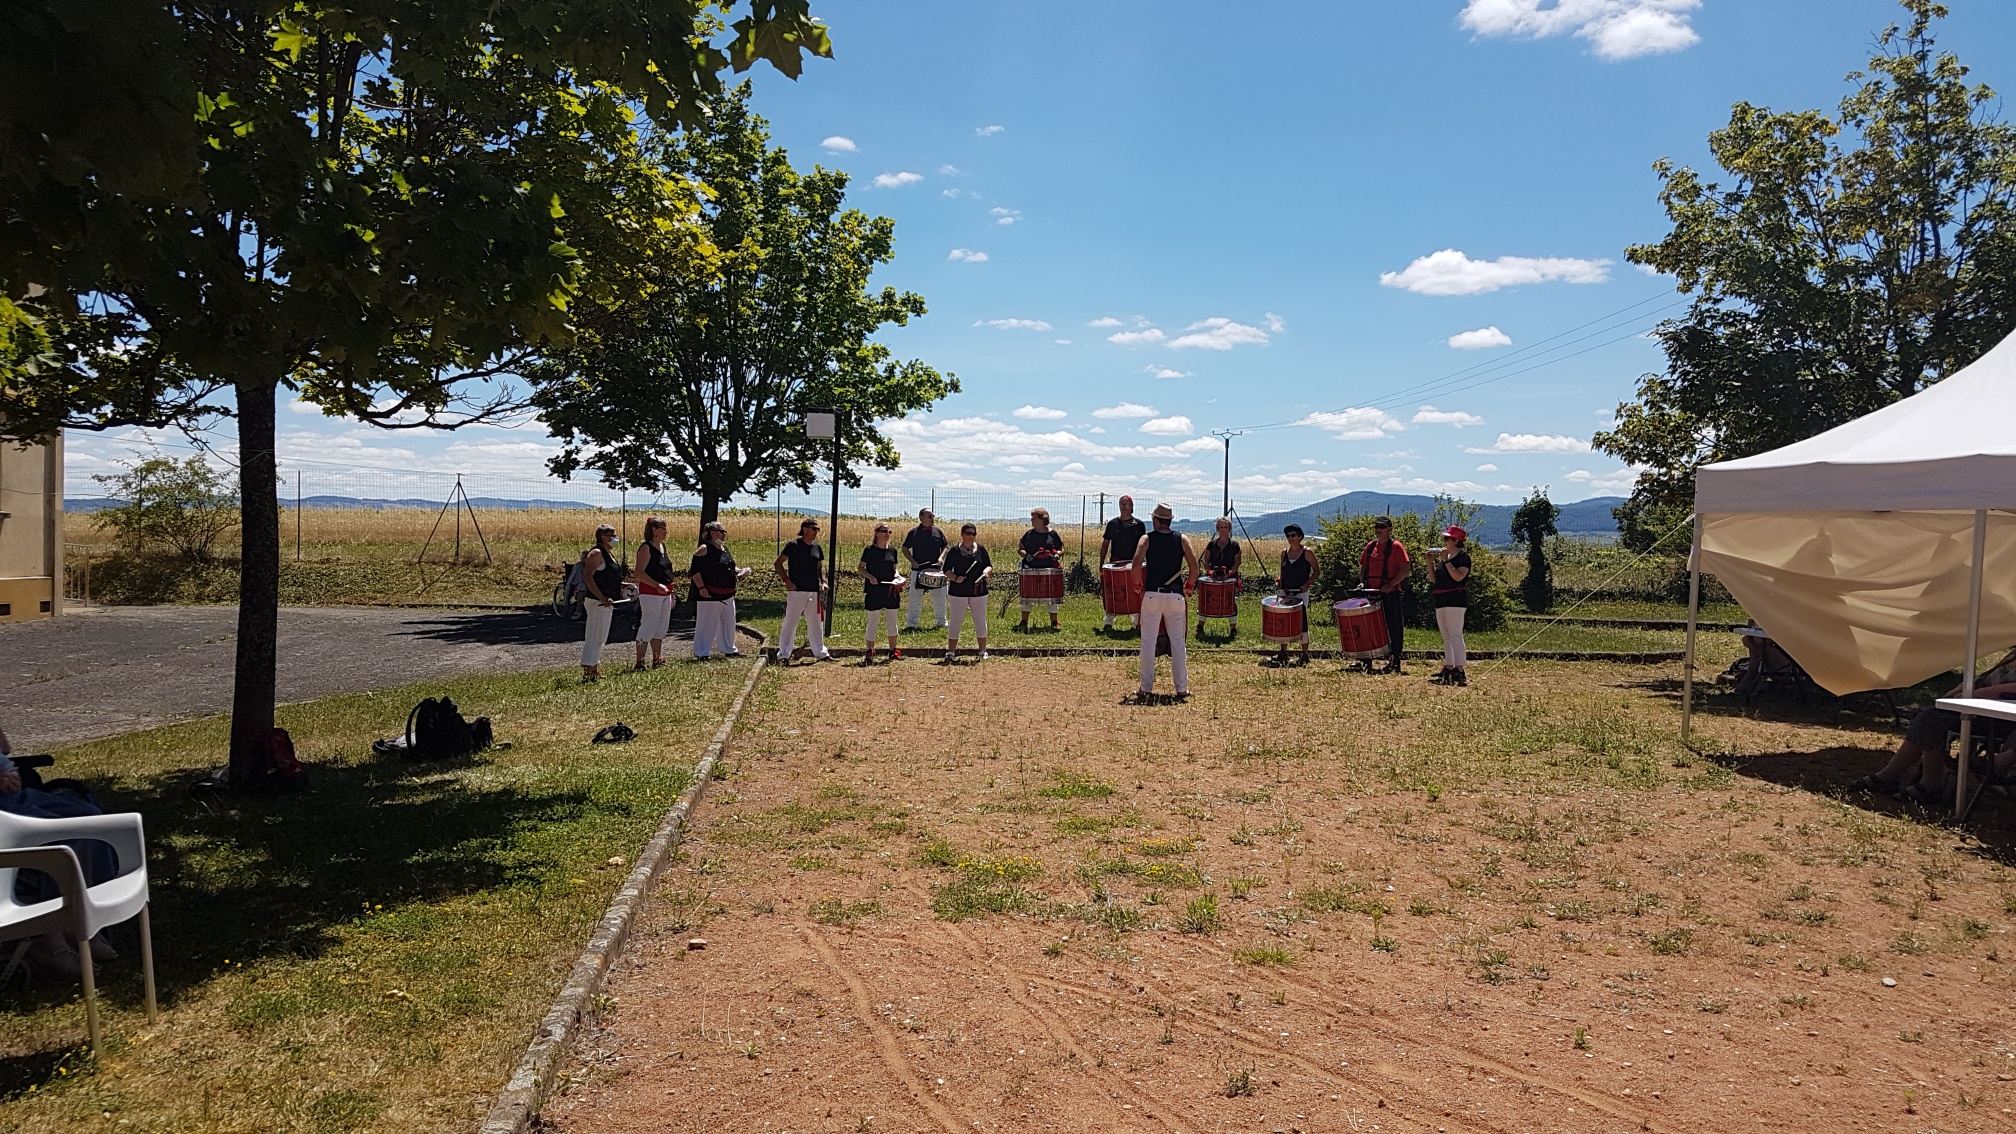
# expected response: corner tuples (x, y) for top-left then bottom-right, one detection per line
(1681, 514), (1703, 746)
(1955, 509), (1988, 820)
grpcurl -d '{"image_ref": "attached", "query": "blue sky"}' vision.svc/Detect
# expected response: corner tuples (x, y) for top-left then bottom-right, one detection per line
(64, 0), (2016, 512)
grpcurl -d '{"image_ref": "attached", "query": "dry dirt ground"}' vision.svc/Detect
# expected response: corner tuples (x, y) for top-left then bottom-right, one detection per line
(547, 653), (2016, 1134)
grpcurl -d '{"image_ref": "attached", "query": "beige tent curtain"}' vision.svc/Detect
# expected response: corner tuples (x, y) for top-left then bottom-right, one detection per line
(1700, 510), (2016, 695)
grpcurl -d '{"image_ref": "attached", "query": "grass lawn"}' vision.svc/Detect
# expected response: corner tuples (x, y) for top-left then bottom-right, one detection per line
(0, 657), (752, 1133)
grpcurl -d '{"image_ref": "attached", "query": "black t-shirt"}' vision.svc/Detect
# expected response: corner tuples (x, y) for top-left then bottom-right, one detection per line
(781, 539), (824, 592)
(643, 541), (673, 586)
(1103, 516), (1146, 565)
(943, 544), (992, 597)
(902, 524), (947, 567)
(689, 543), (737, 600)
(1433, 550), (1471, 608)
(1204, 538), (1241, 574)
(1279, 547), (1313, 592)
(1143, 529), (1186, 593)
(1019, 527), (1062, 565)
(585, 545), (625, 599)
(859, 545), (900, 586)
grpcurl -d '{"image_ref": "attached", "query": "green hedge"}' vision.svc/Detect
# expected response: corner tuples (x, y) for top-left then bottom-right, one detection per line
(1309, 509), (1509, 632)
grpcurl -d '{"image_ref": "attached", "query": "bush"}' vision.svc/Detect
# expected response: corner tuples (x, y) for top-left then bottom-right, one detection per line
(1311, 499), (1508, 632)
(1510, 489), (1559, 613)
(92, 454), (240, 562)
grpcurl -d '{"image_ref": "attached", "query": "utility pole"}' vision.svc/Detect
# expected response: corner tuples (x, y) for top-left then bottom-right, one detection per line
(1211, 430), (1245, 517)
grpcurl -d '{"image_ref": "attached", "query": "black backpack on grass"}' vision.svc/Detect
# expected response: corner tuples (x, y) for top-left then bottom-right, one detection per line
(374, 697), (492, 760)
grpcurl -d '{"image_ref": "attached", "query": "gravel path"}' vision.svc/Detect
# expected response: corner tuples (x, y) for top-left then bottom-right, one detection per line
(0, 604), (661, 750)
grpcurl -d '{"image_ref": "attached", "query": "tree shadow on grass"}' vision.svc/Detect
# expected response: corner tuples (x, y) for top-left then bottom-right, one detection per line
(0, 751), (613, 1025)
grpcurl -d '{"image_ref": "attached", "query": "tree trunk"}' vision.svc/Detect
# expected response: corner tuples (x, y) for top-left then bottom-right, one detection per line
(228, 375), (281, 789)
(699, 489), (721, 534)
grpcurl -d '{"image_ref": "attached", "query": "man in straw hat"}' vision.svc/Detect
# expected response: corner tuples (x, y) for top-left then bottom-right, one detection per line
(1129, 502), (1199, 699)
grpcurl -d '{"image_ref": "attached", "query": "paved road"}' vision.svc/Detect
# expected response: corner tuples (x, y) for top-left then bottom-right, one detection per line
(0, 605), (665, 750)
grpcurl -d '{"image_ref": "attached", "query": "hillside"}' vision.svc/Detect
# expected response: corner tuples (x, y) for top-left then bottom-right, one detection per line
(1177, 491), (1624, 547)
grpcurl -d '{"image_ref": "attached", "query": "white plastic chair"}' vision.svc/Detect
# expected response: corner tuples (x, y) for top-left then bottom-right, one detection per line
(0, 809), (157, 1055)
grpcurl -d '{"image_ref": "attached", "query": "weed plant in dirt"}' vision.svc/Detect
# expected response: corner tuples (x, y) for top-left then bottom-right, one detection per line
(550, 647), (2016, 1134)
(0, 654), (752, 1133)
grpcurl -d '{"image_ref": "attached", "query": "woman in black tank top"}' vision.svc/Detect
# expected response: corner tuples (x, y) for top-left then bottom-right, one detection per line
(633, 518), (674, 669)
(1270, 524), (1320, 666)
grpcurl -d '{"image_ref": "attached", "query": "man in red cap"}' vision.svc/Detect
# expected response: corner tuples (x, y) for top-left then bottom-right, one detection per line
(1360, 516), (1410, 673)
(1099, 494), (1146, 631)
(1426, 525), (1471, 685)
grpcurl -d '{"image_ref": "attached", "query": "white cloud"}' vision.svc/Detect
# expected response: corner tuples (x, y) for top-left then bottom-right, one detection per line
(1565, 467), (1638, 491)
(1106, 328), (1166, 346)
(941, 188), (964, 199)
(1087, 316), (1124, 328)
(1379, 249), (1610, 296)
(1475, 463), (1499, 472)
(1053, 338), (1072, 345)
(1093, 402), (1157, 419)
(974, 318), (1052, 331)
(1140, 416), (1194, 437)
(1460, 0), (1701, 61)
(1145, 366), (1191, 380)
(1264, 312), (1287, 333)
(1448, 325), (1513, 350)
(1381, 476), (1492, 495)
(1012, 405), (1067, 420)
(1464, 432), (1594, 454)
(820, 135), (858, 152)
(1411, 406), (1486, 427)
(872, 171), (923, 188)
(938, 164), (959, 174)
(990, 207), (1021, 226)
(947, 248), (989, 262)
(1296, 408), (1406, 441)
(1088, 426), (1107, 434)
(1168, 316), (1272, 351)
(976, 124), (1005, 136)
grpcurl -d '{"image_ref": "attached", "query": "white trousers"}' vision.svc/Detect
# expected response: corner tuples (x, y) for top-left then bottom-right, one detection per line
(866, 606), (901, 643)
(781, 591), (829, 659)
(694, 599), (738, 658)
(907, 581), (948, 627)
(1138, 591), (1189, 693)
(1436, 605), (1467, 668)
(634, 593), (673, 643)
(582, 600), (615, 667)
(947, 594), (989, 643)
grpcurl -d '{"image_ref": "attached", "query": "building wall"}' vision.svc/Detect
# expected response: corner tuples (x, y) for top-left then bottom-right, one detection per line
(0, 431), (62, 621)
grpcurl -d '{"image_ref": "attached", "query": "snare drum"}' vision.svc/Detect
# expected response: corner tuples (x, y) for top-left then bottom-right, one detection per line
(1197, 576), (1240, 619)
(1332, 596), (1390, 659)
(1100, 563), (1143, 617)
(915, 569), (949, 590)
(1019, 567), (1064, 601)
(1261, 594), (1306, 643)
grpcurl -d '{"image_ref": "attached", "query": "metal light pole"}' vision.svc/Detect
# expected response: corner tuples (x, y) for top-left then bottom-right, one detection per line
(806, 410), (841, 636)
(1211, 430), (1245, 517)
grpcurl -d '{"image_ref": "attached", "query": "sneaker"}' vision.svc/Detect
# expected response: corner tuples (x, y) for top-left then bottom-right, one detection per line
(977, 651), (989, 661)
(26, 933), (81, 979)
(815, 653), (837, 663)
(1229, 621), (1238, 634)
(891, 648), (904, 661)
(1453, 669), (1468, 687)
(87, 934), (117, 962)
(1196, 622), (1206, 637)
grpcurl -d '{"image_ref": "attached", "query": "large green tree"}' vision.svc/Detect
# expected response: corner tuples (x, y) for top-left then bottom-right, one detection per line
(531, 85), (956, 528)
(0, 0), (828, 787)
(1597, 0), (2016, 546)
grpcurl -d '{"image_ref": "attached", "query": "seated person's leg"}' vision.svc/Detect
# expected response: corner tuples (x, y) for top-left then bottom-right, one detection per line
(6, 788), (119, 903)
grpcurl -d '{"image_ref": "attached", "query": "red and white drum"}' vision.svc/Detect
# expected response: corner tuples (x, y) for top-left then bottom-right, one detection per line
(1332, 596), (1390, 659)
(1100, 563), (1143, 617)
(1198, 577), (1240, 619)
(1019, 567), (1064, 601)
(1261, 594), (1305, 643)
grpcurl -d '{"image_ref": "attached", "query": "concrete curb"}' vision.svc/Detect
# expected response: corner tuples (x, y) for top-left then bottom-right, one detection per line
(478, 648), (770, 1134)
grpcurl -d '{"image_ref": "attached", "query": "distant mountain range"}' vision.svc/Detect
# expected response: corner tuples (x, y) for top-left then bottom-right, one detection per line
(1174, 491), (1625, 547)
(65, 493), (598, 513)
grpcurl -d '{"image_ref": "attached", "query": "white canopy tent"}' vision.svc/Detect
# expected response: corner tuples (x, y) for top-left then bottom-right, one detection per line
(1681, 325), (2016, 814)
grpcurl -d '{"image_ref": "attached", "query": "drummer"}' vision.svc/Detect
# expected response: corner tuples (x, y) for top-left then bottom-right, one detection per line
(1017, 507), (1064, 632)
(1098, 495), (1146, 631)
(1130, 502), (1199, 698)
(1270, 523), (1318, 668)
(860, 522), (908, 664)
(943, 523), (994, 662)
(902, 508), (949, 631)
(1199, 516), (1242, 637)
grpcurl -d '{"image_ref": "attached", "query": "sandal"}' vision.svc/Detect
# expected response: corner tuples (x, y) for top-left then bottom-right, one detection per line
(1848, 775), (1900, 795)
